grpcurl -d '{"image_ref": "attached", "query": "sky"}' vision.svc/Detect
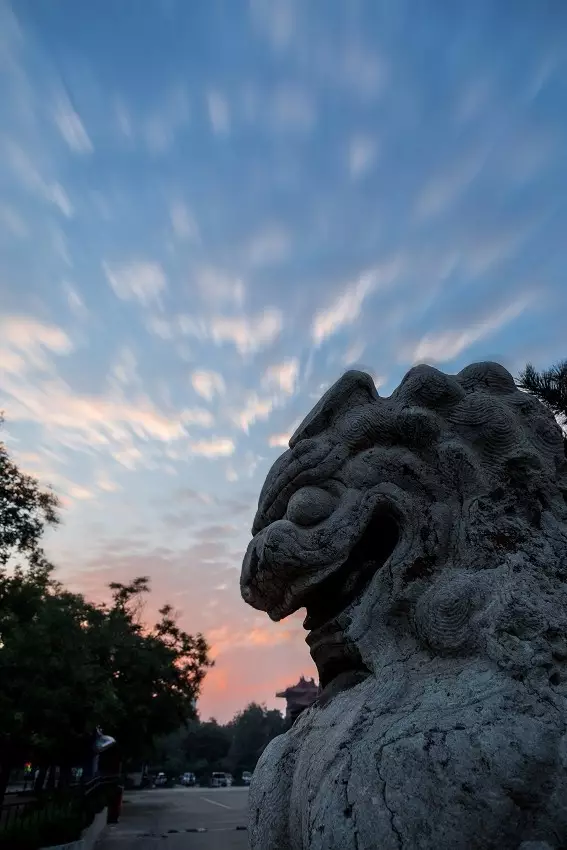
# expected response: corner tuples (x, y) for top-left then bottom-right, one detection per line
(1, 0), (566, 723)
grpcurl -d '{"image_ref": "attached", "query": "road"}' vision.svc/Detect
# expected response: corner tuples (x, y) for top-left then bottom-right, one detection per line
(97, 786), (250, 850)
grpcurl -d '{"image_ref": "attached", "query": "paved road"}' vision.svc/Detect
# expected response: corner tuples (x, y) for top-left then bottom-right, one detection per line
(97, 787), (250, 850)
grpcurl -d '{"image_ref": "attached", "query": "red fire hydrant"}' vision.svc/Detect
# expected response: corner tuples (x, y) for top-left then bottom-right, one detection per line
(107, 785), (124, 824)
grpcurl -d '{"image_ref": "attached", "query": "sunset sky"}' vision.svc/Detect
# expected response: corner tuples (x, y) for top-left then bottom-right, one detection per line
(1, 0), (566, 722)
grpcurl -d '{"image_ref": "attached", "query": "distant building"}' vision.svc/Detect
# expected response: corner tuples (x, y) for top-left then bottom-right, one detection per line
(276, 676), (320, 723)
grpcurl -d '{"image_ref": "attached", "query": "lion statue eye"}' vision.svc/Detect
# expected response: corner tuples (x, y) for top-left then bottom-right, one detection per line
(286, 487), (336, 527)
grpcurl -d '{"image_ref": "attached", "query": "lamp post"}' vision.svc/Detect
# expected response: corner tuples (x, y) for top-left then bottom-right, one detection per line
(83, 727), (116, 781)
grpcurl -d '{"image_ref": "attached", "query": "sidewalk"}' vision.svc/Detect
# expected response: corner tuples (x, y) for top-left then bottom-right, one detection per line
(95, 793), (168, 849)
(95, 789), (249, 850)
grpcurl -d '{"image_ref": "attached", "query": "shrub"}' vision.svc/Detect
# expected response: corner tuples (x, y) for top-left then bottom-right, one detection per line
(0, 803), (83, 850)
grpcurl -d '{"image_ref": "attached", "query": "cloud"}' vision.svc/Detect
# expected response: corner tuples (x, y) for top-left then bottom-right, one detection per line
(338, 44), (385, 100)
(53, 93), (93, 154)
(189, 438), (235, 458)
(407, 294), (534, 364)
(270, 85), (315, 131)
(263, 358), (299, 395)
(52, 227), (73, 266)
(246, 224), (291, 267)
(6, 141), (73, 217)
(113, 97), (132, 138)
(249, 0), (296, 49)
(268, 432), (291, 448)
(103, 260), (167, 306)
(181, 409), (215, 427)
(462, 228), (528, 277)
(312, 42), (386, 101)
(109, 346), (140, 390)
(143, 86), (190, 154)
(210, 308), (283, 355)
(194, 524), (238, 540)
(144, 116), (172, 154)
(5, 385), (211, 447)
(311, 259), (402, 345)
(96, 472), (120, 493)
(343, 341), (365, 365)
(174, 488), (216, 505)
(195, 267), (245, 307)
(225, 464), (238, 482)
(0, 319), (217, 462)
(207, 90), (230, 135)
(349, 135), (378, 179)
(231, 393), (274, 432)
(414, 151), (485, 219)
(0, 203), (28, 238)
(170, 201), (200, 241)
(8, 443), (97, 505)
(67, 484), (95, 501)
(0, 315), (73, 375)
(456, 77), (491, 123)
(62, 282), (87, 318)
(191, 370), (226, 401)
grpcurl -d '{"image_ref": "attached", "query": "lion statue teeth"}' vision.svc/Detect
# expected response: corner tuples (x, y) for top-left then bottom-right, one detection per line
(240, 361), (567, 850)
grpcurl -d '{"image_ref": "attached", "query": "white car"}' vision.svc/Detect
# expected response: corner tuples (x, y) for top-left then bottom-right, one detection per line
(242, 771), (252, 786)
(211, 772), (232, 787)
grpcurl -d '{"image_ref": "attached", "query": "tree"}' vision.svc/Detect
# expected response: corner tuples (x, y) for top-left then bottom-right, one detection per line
(518, 360), (567, 455)
(149, 727), (189, 779)
(0, 415), (59, 568)
(94, 578), (212, 768)
(182, 719), (231, 778)
(0, 564), (116, 799)
(225, 703), (286, 776)
(0, 423), (213, 801)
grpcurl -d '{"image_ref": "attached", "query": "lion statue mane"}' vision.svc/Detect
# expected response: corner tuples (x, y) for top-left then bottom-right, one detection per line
(240, 361), (567, 850)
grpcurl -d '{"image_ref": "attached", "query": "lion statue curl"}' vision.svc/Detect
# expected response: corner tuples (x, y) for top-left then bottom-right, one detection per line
(240, 362), (567, 850)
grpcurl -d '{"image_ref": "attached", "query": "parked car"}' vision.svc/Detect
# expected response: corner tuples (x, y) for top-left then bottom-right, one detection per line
(242, 771), (253, 786)
(211, 772), (232, 787)
(154, 772), (167, 787)
(180, 772), (196, 786)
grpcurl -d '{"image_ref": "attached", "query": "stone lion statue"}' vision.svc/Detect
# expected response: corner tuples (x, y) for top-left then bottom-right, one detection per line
(240, 362), (567, 850)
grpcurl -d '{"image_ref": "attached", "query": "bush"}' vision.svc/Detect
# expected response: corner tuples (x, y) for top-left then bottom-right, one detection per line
(0, 804), (83, 850)
(0, 784), (113, 850)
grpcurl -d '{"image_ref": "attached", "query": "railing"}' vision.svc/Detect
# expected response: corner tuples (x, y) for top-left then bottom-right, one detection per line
(0, 797), (39, 831)
(0, 774), (121, 847)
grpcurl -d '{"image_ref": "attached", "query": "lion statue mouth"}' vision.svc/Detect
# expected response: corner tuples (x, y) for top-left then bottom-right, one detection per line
(242, 492), (400, 628)
(242, 494), (400, 689)
(240, 370), (407, 689)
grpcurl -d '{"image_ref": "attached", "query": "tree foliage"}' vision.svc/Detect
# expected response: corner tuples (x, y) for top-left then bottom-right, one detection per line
(182, 719), (232, 775)
(225, 702), (286, 775)
(518, 359), (567, 454)
(149, 703), (286, 782)
(0, 422), (213, 801)
(0, 565), (116, 774)
(0, 415), (59, 568)
(94, 578), (212, 765)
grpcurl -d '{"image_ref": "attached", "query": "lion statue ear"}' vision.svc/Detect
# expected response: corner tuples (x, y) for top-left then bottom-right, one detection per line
(290, 370), (379, 447)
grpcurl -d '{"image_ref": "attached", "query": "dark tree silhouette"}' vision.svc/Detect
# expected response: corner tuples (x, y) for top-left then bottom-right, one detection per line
(0, 420), (213, 803)
(518, 359), (567, 455)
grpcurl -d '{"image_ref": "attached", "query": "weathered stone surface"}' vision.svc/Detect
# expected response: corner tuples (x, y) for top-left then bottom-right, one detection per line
(240, 362), (567, 850)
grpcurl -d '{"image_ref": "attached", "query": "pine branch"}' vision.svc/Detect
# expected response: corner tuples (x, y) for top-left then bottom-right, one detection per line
(518, 359), (567, 419)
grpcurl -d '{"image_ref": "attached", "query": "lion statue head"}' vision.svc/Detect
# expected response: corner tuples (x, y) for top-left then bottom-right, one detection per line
(240, 362), (567, 850)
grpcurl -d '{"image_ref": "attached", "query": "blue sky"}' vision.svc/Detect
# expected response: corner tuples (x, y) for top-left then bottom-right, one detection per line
(1, 0), (566, 721)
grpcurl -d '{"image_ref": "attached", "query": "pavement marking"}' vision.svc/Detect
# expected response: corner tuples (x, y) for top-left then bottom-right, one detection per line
(200, 796), (232, 809)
